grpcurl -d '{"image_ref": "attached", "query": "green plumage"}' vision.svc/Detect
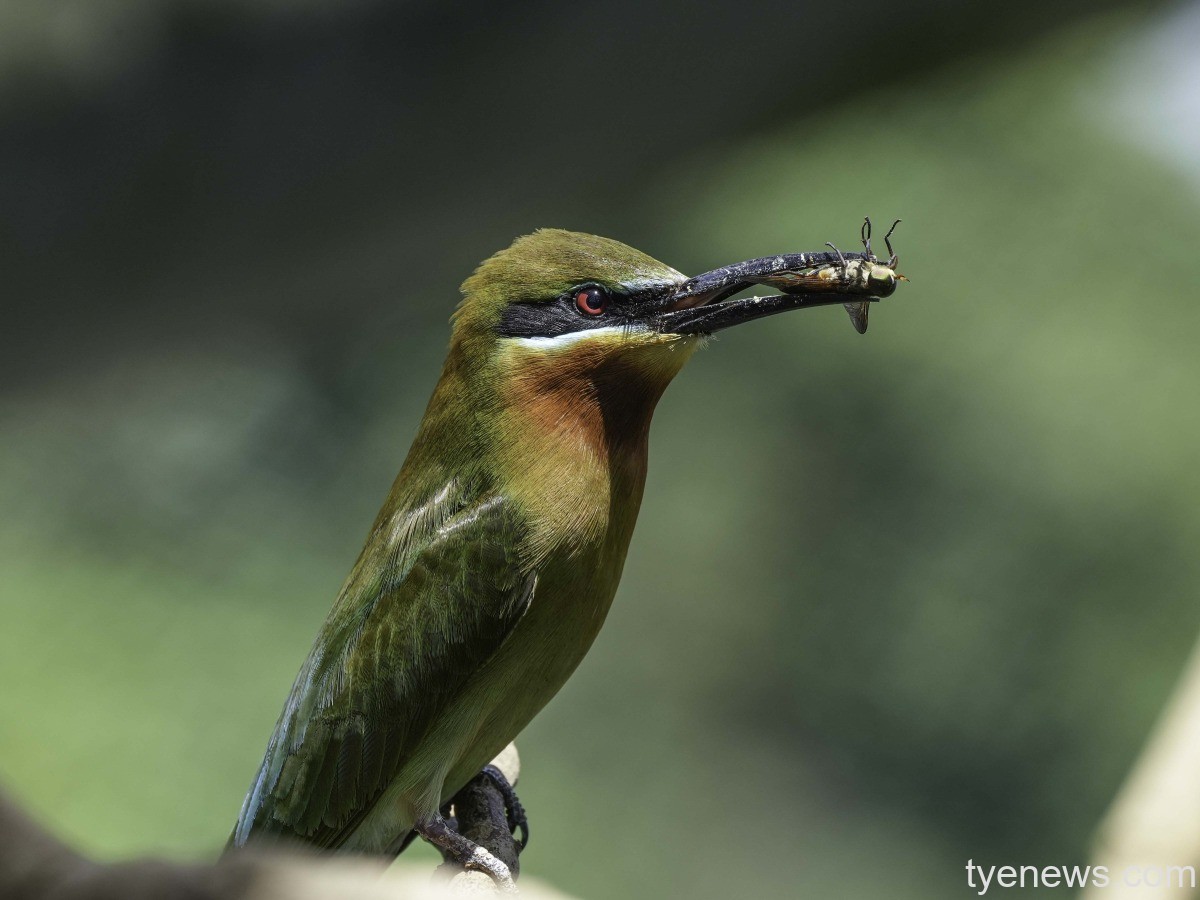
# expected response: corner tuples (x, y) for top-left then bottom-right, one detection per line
(235, 476), (533, 848)
(230, 223), (902, 876)
(231, 230), (695, 853)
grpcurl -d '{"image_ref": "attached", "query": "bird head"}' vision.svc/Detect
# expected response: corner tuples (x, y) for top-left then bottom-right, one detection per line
(454, 228), (692, 378)
(452, 228), (884, 395)
(411, 227), (900, 548)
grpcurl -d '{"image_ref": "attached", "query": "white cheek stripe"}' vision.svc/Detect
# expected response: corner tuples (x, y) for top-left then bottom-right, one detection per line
(508, 326), (644, 350)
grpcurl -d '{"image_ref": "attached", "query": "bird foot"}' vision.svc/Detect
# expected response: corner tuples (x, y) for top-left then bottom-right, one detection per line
(480, 763), (528, 851)
(416, 811), (518, 893)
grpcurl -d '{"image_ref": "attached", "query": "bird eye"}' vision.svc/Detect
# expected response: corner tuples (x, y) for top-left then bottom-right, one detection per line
(574, 286), (607, 316)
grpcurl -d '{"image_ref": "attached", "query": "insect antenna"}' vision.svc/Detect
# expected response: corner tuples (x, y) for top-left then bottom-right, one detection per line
(883, 218), (902, 268)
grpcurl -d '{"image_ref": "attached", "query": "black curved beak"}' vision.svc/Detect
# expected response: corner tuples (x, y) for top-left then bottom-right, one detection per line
(651, 250), (881, 335)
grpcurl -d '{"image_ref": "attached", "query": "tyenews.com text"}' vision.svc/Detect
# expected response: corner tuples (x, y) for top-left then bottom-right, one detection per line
(965, 860), (1197, 894)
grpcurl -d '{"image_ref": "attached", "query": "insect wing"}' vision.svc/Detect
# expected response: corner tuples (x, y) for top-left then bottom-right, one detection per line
(843, 300), (870, 334)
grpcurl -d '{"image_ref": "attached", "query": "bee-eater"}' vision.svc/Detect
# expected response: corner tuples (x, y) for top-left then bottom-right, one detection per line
(229, 227), (900, 888)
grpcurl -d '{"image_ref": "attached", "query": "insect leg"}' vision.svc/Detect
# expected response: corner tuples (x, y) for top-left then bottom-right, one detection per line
(884, 219), (901, 268)
(825, 241), (849, 286)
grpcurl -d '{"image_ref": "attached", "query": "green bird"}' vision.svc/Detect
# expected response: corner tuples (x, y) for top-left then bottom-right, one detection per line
(229, 227), (900, 887)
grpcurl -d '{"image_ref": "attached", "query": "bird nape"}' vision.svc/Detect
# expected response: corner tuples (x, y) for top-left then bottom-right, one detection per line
(227, 224), (904, 889)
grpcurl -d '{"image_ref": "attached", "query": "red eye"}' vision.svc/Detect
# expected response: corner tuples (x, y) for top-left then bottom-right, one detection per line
(574, 286), (607, 316)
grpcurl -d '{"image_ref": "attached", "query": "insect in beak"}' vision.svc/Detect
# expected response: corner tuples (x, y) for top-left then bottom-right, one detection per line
(840, 217), (905, 334)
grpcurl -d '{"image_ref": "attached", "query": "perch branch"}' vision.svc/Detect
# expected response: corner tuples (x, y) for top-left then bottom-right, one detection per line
(0, 743), (554, 899)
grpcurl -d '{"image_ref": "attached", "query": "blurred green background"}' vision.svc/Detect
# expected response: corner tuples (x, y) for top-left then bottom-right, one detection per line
(3, 1), (1200, 896)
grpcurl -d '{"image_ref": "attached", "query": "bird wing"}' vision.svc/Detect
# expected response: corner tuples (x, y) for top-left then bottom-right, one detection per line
(230, 484), (534, 850)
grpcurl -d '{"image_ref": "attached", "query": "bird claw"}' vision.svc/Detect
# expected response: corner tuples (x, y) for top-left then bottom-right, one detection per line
(416, 811), (518, 893)
(480, 763), (529, 851)
(462, 846), (518, 893)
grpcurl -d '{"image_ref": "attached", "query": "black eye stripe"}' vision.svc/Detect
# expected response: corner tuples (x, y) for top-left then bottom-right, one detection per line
(497, 283), (640, 339)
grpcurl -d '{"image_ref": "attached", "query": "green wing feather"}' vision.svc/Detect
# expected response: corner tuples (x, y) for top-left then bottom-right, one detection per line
(230, 481), (534, 850)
